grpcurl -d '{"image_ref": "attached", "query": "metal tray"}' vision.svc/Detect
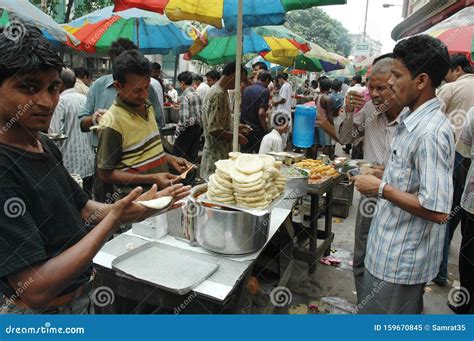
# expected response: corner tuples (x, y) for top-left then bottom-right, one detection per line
(111, 242), (219, 295)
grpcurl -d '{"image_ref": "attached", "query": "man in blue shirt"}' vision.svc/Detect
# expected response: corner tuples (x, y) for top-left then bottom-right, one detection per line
(353, 35), (454, 314)
(240, 71), (272, 153)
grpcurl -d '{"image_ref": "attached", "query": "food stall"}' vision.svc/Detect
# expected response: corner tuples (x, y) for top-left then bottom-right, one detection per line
(92, 153), (346, 313)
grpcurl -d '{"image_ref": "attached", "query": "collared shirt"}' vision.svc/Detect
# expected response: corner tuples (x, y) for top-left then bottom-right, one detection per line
(277, 82), (292, 114)
(437, 73), (474, 139)
(49, 88), (95, 178)
(457, 107), (474, 214)
(196, 82), (210, 100)
(175, 87), (202, 138)
(336, 100), (403, 166)
(259, 129), (285, 154)
(200, 84), (232, 180)
(365, 98), (455, 285)
(74, 78), (89, 96)
(241, 82), (270, 133)
(96, 97), (168, 194)
(79, 74), (165, 147)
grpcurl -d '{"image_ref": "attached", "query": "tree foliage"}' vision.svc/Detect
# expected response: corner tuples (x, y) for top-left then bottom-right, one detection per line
(285, 8), (352, 57)
(30, 0), (112, 22)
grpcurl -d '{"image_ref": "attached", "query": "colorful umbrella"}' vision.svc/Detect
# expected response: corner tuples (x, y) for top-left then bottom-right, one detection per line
(188, 26), (307, 65)
(113, 0), (347, 31)
(262, 42), (346, 72)
(323, 64), (356, 79)
(0, 0), (78, 45)
(423, 6), (474, 63)
(63, 6), (196, 55)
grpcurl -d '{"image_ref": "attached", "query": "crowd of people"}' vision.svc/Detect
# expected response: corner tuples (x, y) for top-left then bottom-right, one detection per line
(0, 17), (472, 316)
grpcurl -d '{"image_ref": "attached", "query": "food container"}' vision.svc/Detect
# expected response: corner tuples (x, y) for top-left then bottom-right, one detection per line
(186, 185), (270, 255)
(280, 165), (309, 198)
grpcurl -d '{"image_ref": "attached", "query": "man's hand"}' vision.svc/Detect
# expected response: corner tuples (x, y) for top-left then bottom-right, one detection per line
(111, 184), (191, 223)
(92, 109), (106, 126)
(353, 175), (381, 196)
(360, 166), (377, 176)
(345, 91), (365, 112)
(238, 133), (248, 145)
(167, 155), (195, 173)
(239, 124), (252, 136)
(154, 173), (181, 188)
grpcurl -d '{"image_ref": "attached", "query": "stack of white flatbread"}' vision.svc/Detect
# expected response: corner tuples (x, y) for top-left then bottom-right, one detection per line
(207, 153), (287, 210)
(207, 160), (235, 204)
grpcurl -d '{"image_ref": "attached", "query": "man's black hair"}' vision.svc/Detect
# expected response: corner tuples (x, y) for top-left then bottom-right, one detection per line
(331, 79), (342, 92)
(318, 75), (328, 82)
(73, 67), (90, 79)
(222, 62), (245, 76)
(343, 77), (351, 85)
(352, 75), (362, 84)
(252, 61), (268, 71)
(178, 71), (193, 86)
(373, 53), (394, 66)
(311, 80), (318, 88)
(449, 53), (473, 74)
(151, 62), (161, 70)
(60, 68), (76, 89)
(277, 73), (289, 81)
(319, 77), (332, 92)
(393, 35), (450, 88)
(193, 74), (204, 83)
(109, 38), (138, 61)
(257, 71), (272, 83)
(112, 50), (151, 84)
(206, 70), (221, 80)
(0, 18), (63, 84)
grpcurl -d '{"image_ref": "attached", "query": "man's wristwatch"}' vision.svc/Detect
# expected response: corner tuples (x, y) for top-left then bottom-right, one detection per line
(378, 181), (387, 199)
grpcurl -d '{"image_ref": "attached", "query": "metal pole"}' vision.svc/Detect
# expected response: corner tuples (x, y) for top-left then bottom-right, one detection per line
(362, 0), (369, 42)
(173, 53), (179, 86)
(232, 0), (244, 152)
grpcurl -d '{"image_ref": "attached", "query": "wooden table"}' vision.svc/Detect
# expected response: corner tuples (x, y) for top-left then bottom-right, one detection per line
(293, 175), (345, 275)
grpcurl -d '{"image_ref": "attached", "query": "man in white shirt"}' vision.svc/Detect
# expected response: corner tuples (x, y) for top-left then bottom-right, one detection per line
(273, 73), (293, 114)
(50, 68), (95, 196)
(259, 111), (289, 154)
(193, 74), (210, 100)
(166, 84), (178, 103)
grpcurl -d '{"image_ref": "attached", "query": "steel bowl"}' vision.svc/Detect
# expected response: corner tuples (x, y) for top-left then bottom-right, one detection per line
(187, 185), (270, 255)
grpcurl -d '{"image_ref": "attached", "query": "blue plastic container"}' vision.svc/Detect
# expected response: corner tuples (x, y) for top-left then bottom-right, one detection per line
(292, 105), (317, 148)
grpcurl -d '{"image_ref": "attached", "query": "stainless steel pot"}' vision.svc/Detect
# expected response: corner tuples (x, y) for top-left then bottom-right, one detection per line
(186, 185), (270, 255)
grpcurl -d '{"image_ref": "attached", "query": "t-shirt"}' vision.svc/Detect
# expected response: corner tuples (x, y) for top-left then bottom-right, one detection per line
(96, 98), (168, 194)
(241, 82), (270, 134)
(277, 82), (292, 114)
(0, 135), (91, 297)
(259, 129), (285, 154)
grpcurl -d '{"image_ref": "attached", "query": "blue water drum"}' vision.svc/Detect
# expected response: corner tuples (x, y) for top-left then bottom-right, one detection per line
(292, 105), (317, 148)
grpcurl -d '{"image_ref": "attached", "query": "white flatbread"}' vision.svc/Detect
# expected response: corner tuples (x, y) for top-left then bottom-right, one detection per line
(137, 196), (173, 210)
(228, 152), (241, 160)
(215, 159), (234, 175)
(233, 182), (265, 193)
(230, 168), (263, 183)
(234, 154), (264, 174)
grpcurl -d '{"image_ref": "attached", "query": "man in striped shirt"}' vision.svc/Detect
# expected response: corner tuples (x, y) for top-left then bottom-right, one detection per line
(317, 56), (405, 303)
(353, 35), (454, 314)
(97, 50), (194, 196)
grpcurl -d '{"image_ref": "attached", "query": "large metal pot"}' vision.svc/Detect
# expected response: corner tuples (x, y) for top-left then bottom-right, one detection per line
(186, 185), (270, 255)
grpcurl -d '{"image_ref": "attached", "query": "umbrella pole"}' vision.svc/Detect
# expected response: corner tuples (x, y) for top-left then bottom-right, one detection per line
(232, 0), (244, 152)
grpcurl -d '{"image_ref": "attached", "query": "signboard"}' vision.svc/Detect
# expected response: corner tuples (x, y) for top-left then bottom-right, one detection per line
(353, 43), (370, 63)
